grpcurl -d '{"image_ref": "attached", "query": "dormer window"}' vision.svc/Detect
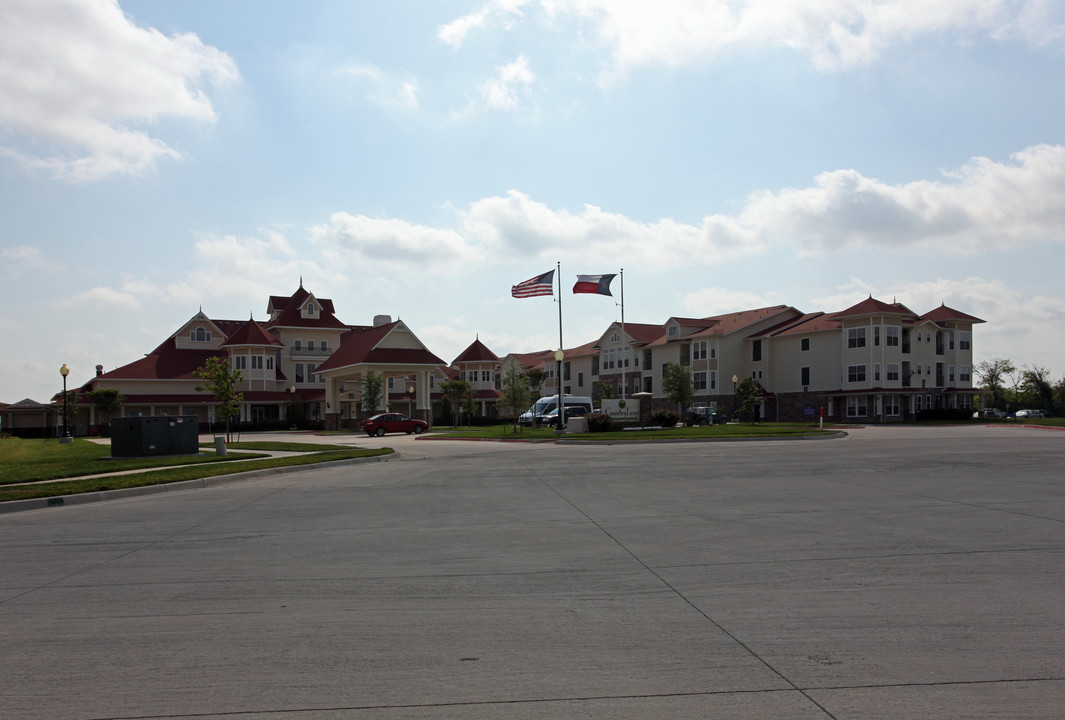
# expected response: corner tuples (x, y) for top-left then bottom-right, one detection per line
(667, 326), (678, 338)
(191, 326), (211, 342)
(304, 303), (317, 317)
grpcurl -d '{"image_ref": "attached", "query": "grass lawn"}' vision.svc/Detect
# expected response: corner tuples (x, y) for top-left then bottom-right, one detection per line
(0, 437), (392, 504)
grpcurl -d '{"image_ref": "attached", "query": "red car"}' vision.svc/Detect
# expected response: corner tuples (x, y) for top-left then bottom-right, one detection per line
(361, 413), (428, 437)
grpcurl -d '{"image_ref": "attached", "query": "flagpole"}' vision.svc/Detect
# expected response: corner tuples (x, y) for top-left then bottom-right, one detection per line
(620, 268), (626, 405)
(556, 261), (563, 434)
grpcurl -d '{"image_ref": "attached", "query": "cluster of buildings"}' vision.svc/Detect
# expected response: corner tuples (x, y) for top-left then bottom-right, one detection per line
(1, 282), (985, 436)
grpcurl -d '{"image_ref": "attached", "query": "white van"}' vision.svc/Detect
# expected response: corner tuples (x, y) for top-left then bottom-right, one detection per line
(518, 395), (594, 427)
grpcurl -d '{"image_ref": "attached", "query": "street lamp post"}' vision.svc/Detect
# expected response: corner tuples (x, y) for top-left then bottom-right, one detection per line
(59, 364), (72, 443)
(732, 374), (739, 421)
(407, 383), (415, 419)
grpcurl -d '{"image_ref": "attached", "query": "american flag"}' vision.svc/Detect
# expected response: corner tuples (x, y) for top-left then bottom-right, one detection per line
(511, 270), (555, 299)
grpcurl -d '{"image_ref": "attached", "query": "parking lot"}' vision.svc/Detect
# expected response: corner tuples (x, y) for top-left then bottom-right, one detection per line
(1, 425), (1063, 719)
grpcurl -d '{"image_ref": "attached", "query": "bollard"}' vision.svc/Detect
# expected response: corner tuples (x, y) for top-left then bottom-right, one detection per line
(214, 436), (227, 456)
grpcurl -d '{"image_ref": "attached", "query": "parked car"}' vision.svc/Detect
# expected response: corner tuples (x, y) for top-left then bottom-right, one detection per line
(361, 413), (428, 436)
(687, 407), (728, 426)
(973, 408), (1004, 419)
(1015, 409), (1049, 419)
(540, 406), (588, 427)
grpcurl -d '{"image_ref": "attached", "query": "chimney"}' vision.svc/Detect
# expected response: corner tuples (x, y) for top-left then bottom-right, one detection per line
(96, 364), (103, 377)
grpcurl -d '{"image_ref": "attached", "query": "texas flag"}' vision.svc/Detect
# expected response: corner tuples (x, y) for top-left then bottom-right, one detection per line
(573, 273), (617, 296)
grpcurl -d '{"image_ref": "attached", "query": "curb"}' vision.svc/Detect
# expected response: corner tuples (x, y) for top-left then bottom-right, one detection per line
(0, 454), (392, 516)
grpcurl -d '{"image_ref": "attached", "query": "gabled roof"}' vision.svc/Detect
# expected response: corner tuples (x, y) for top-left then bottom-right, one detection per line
(221, 318), (284, 348)
(266, 285), (347, 330)
(452, 337), (500, 365)
(316, 321), (445, 373)
(649, 306), (797, 346)
(99, 339), (224, 381)
(921, 304), (985, 324)
(763, 312), (835, 337)
(836, 296), (918, 319)
(5, 398), (51, 409)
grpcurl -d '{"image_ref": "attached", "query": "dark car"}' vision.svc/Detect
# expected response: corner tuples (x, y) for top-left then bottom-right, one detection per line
(687, 407), (727, 426)
(540, 406), (587, 427)
(361, 413), (428, 437)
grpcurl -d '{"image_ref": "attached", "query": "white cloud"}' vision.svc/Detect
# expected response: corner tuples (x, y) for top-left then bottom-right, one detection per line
(681, 288), (775, 316)
(1, 245), (54, 275)
(443, 0), (1064, 76)
(0, 0), (239, 181)
(744, 144), (1065, 255)
(336, 62), (420, 110)
(479, 56), (536, 112)
(437, 0), (531, 48)
(309, 212), (477, 272)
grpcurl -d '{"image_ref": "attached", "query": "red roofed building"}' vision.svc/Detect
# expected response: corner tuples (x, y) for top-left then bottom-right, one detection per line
(74, 282), (447, 432)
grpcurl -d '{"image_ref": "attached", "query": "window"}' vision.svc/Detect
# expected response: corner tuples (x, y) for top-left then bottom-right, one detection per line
(886, 326), (900, 347)
(949, 366), (955, 382)
(667, 325), (678, 338)
(694, 372), (707, 390)
(801, 338), (810, 352)
(307, 364), (318, 384)
(619, 347), (630, 368)
(709, 370), (717, 390)
(387, 377), (394, 389)
(846, 396), (867, 417)
(294, 340), (302, 351)
(233, 356), (247, 370)
(887, 363), (899, 381)
(801, 366), (810, 387)
(429, 375), (435, 389)
(577, 372), (584, 387)
(610, 331), (620, 343)
(251, 355), (263, 370)
(266, 356), (274, 370)
(959, 332), (971, 351)
(949, 332), (955, 350)
(752, 339), (762, 362)
(191, 326), (211, 342)
(886, 395), (900, 415)
(960, 366), (971, 382)
(294, 363), (305, 383)
(874, 364), (881, 382)
(320, 340), (328, 352)
(692, 341), (707, 360)
(848, 328), (866, 348)
(709, 340), (717, 359)
(874, 326), (881, 347)
(603, 349), (615, 370)
(848, 365), (866, 383)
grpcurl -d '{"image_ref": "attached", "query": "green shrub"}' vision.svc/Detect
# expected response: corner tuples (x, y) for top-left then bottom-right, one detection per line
(586, 412), (616, 432)
(649, 409), (679, 427)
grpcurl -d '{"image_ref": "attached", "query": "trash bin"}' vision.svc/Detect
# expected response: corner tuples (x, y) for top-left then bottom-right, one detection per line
(213, 436), (227, 456)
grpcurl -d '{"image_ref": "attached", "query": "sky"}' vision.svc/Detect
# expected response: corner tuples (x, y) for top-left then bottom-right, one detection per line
(3, 0), (1065, 403)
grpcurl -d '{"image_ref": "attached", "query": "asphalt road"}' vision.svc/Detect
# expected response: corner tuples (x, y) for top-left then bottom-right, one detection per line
(1, 425), (1063, 719)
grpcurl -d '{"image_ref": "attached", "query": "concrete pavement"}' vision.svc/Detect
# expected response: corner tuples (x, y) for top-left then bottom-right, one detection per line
(1, 424), (1063, 719)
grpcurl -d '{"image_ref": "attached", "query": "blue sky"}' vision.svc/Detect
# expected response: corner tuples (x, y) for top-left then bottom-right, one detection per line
(3, 0), (1065, 403)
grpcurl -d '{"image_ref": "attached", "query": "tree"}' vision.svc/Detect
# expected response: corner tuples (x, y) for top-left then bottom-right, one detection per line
(194, 356), (243, 441)
(976, 358), (1015, 407)
(86, 388), (125, 432)
(1019, 365), (1053, 407)
(360, 371), (384, 417)
(661, 362), (693, 418)
(500, 366), (531, 432)
(440, 379), (471, 427)
(526, 368), (546, 398)
(1055, 376), (1065, 403)
(736, 377), (760, 423)
(595, 379), (616, 402)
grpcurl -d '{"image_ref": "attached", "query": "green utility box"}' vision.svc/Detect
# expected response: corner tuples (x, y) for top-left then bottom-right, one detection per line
(111, 416), (200, 458)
